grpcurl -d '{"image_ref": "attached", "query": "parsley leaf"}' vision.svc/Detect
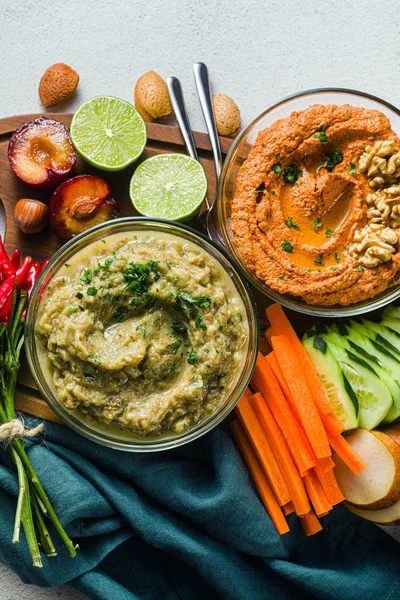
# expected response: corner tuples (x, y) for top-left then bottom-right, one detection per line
(348, 162), (357, 175)
(76, 292), (83, 300)
(166, 339), (182, 350)
(313, 126), (331, 144)
(66, 306), (79, 315)
(325, 229), (335, 237)
(314, 218), (322, 230)
(282, 164), (302, 184)
(334, 252), (340, 263)
(325, 148), (343, 172)
(314, 254), (324, 266)
(285, 217), (300, 230)
(188, 348), (198, 365)
(278, 275), (286, 280)
(87, 286), (98, 296)
(171, 321), (187, 334)
(114, 306), (127, 322)
(281, 239), (294, 253)
(356, 265), (364, 272)
(80, 269), (92, 284)
(272, 163), (282, 174)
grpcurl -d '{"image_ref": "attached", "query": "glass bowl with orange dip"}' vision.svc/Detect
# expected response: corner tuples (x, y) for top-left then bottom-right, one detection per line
(212, 89), (400, 317)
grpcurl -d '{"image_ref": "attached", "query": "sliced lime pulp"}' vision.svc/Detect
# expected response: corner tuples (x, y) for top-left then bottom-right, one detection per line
(130, 153), (207, 222)
(70, 96), (147, 171)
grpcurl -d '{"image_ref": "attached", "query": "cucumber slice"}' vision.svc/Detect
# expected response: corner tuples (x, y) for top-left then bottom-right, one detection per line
(380, 317), (400, 335)
(361, 319), (400, 358)
(302, 336), (358, 430)
(331, 325), (400, 423)
(382, 305), (400, 319)
(321, 335), (393, 430)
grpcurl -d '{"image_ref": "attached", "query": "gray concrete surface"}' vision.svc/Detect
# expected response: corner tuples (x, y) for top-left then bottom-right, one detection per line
(1, 0), (400, 597)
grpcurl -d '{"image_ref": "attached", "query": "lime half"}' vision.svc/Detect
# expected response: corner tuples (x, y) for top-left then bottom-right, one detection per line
(70, 96), (147, 171)
(130, 153), (207, 222)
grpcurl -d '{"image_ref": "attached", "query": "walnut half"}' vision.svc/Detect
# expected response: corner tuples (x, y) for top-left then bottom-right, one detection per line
(358, 140), (400, 189)
(347, 223), (398, 268)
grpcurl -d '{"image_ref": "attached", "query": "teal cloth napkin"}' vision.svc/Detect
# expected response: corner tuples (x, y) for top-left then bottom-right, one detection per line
(0, 422), (399, 600)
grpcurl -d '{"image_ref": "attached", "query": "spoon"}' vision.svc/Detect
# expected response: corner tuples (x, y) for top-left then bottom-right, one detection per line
(193, 62), (223, 238)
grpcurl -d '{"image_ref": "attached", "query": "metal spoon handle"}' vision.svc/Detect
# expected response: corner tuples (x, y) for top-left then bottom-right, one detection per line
(193, 62), (222, 183)
(167, 76), (199, 162)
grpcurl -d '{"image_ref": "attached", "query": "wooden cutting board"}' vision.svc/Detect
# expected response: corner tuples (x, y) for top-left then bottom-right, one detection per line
(0, 113), (312, 425)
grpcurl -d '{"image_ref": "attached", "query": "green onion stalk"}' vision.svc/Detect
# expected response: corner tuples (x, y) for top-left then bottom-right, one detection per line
(0, 283), (76, 567)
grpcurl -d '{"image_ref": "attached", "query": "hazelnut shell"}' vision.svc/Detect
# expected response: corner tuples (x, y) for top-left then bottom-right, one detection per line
(14, 199), (48, 234)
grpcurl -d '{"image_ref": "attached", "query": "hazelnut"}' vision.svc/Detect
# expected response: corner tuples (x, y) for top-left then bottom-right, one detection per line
(39, 63), (79, 108)
(134, 70), (172, 122)
(14, 199), (48, 234)
(212, 93), (241, 137)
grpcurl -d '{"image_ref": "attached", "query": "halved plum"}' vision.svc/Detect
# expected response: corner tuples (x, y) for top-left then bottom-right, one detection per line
(8, 117), (76, 189)
(49, 175), (120, 239)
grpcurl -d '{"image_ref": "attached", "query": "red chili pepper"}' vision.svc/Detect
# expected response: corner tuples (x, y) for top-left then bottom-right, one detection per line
(0, 274), (16, 324)
(0, 238), (15, 279)
(21, 261), (41, 320)
(11, 249), (20, 270)
(40, 257), (50, 272)
(15, 256), (32, 291)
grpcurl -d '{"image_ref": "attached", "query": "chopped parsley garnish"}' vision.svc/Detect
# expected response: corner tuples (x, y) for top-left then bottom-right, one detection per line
(66, 306), (79, 315)
(64, 263), (71, 268)
(313, 126), (331, 144)
(114, 306), (127, 322)
(255, 184), (265, 194)
(281, 239), (294, 253)
(153, 318), (160, 325)
(325, 229), (335, 237)
(314, 254), (324, 266)
(272, 163), (282, 174)
(334, 252), (340, 263)
(80, 269), (92, 284)
(330, 267), (338, 271)
(356, 265), (364, 272)
(218, 324), (224, 331)
(305, 267), (312, 273)
(278, 275), (286, 280)
(282, 164), (302, 184)
(98, 257), (115, 269)
(348, 162), (357, 175)
(76, 292), (83, 300)
(101, 240), (106, 244)
(166, 339), (182, 350)
(275, 153), (281, 160)
(285, 217), (300, 230)
(325, 148), (343, 172)
(236, 311), (243, 321)
(171, 321), (187, 334)
(122, 261), (159, 295)
(87, 286), (98, 296)
(188, 348), (198, 365)
(314, 218), (322, 230)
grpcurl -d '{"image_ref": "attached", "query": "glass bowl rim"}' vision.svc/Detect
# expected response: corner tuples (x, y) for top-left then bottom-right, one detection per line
(25, 216), (259, 452)
(216, 86), (400, 317)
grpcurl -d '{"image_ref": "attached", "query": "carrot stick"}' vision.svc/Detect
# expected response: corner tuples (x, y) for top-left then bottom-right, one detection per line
(319, 456), (335, 471)
(271, 335), (332, 459)
(319, 408), (345, 437)
(252, 353), (315, 473)
(250, 392), (310, 516)
(266, 352), (300, 419)
(230, 421), (289, 535)
(300, 510), (323, 536)
(266, 304), (344, 432)
(314, 461), (345, 505)
(235, 396), (290, 506)
(283, 501), (295, 516)
(303, 470), (332, 517)
(328, 431), (366, 475)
